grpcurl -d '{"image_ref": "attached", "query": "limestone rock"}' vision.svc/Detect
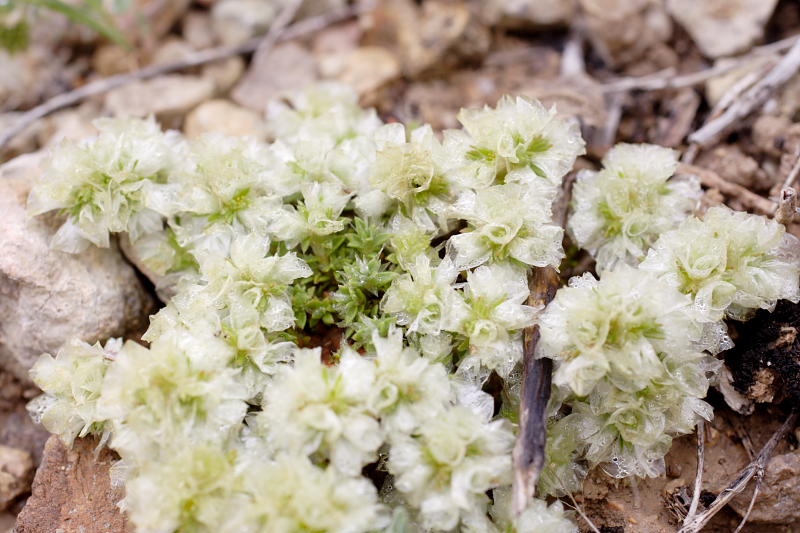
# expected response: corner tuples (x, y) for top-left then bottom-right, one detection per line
(580, 0), (672, 67)
(335, 47), (401, 96)
(731, 450), (800, 523)
(105, 74), (214, 127)
(0, 445), (33, 511)
(312, 21), (362, 79)
(211, 0), (279, 46)
(15, 437), (131, 533)
(150, 37), (195, 66)
(202, 56), (245, 95)
(231, 42), (318, 112)
(115, 0), (192, 45)
(490, 0), (577, 28)
(0, 152), (155, 384)
(667, 0), (778, 58)
(184, 99), (266, 139)
(182, 10), (217, 50)
(91, 44), (140, 77)
(695, 144), (766, 191)
(364, 0), (490, 77)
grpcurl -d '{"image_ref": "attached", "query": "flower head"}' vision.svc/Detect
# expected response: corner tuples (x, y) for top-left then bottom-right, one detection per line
(459, 262), (538, 377)
(382, 255), (469, 336)
(447, 183), (564, 269)
(388, 404), (514, 531)
(538, 266), (700, 396)
(257, 347), (381, 475)
(452, 96), (585, 188)
(28, 338), (121, 446)
(568, 143), (701, 271)
(641, 205), (800, 322)
(29, 116), (181, 251)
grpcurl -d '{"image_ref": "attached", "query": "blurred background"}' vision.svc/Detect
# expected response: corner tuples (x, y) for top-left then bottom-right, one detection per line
(2, 1), (800, 532)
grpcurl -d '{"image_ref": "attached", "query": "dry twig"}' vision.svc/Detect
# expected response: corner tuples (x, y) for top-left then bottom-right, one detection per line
(678, 410), (799, 533)
(682, 419), (706, 528)
(676, 163), (776, 215)
(564, 494), (601, 533)
(783, 150), (800, 189)
(511, 176), (574, 515)
(776, 187), (799, 225)
(688, 38), (800, 148)
(511, 267), (559, 515)
(601, 34), (799, 94)
(0, 3), (368, 153)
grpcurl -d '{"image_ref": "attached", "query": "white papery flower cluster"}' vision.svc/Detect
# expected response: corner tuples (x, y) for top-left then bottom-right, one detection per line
(29, 81), (796, 531)
(538, 180), (799, 494)
(28, 86), (584, 533)
(641, 205), (800, 321)
(537, 267), (719, 490)
(568, 143), (701, 271)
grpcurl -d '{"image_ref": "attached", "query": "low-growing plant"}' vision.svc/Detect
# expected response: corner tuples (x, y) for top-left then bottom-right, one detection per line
(26, 84), (800, 532)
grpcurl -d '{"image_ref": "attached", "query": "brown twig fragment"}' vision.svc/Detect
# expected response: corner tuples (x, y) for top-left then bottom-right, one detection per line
(688, 38), (800, 148)
(512, 178), (573, 515)
(0, 3), (368, 153)
(676, 163), (776, 215)
(512, 267), (559, 516)
(776, 187), (799, 225)
(678, 410), (799, 533)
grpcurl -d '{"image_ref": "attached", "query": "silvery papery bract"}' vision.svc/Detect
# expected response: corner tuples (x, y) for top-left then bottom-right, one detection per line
(641, 205), (800, 322)
(28, 81), (799, 533)
(537, 266), (720, 491)
(568, 143), (701, 271)
(27, 84), (585, 533)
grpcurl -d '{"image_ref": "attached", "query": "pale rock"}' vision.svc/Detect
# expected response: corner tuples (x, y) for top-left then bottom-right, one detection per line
(115, 0), (192, 45)
(0, 152), (155, 384)
(183, 10), (217, 49)
(0, 445), (33, 511)
(202, 56), (245, 94)
(0, 47), (71, 113)
(580, 0), (672, 67)
(336, 47), (401, 96)
(36, 103), (100, 148)
(363, 0), (490, 77)
(312, 21), (362, 78)
(490, 0), (577, 27)
(232, 42), (317, 112)
(731, 450), (800, 523)
(15, 437), (131, 533)
(667, 0), (778, 58)
(211, 0), (280, 46)
(695, 144), (764, 190)
(0, 113), (42, 158)
(91, 44), (139, 77)
(150, 37), (196, 66)
(184, 99), (266, 139)
(752, 114), (795, 158)
(105, 74), (215, 126)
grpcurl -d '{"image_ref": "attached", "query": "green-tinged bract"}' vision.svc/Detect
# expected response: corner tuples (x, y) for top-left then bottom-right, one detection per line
(26, 84), (800, 533)
(641, 205), (800, 322)
(28, 87), (586, 533)
(568, 143), (701, 271)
